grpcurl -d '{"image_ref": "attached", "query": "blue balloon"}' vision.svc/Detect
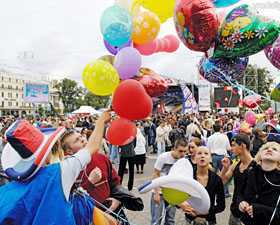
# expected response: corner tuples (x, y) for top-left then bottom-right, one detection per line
(100, 5), (132, 47)
(212, 0), (241, 8)
(199, 56), (248, 83)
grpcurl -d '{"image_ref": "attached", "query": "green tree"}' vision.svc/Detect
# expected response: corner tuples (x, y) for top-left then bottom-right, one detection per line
(241, 65), (273, 97)
(55, 78), (84, 113)
(82, 92), (110, 109)
(237, 64), (274, 110)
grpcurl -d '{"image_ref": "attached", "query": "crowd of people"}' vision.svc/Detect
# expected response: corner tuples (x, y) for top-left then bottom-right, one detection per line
(0, 110), (279, 225)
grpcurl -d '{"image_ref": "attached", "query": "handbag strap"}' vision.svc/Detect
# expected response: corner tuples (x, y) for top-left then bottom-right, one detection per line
(269, 194), (280, 225)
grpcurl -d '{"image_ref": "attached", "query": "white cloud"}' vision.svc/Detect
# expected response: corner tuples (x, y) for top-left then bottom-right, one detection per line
(0, 0), (279, 83)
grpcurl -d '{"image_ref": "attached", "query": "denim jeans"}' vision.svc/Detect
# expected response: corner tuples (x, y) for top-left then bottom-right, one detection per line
(157, 142), (165, 157)
(110, 145), (119, 164)
(212, 154), (229, 196)
(150, 193), (176, 225)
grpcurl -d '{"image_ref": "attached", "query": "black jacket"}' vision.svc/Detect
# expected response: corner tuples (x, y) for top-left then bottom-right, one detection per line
(185, 169), (225, 223)
(240, 165), (280, 225)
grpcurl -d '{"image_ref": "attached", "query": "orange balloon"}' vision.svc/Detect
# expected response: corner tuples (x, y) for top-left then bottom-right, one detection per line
(93, 207), (118, 225)
(132, 10), (160, 45)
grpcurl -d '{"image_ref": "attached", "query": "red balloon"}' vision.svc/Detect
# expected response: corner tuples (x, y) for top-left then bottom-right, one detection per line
(135, 68), (168, 97)
(112, 79), (153, 120)
(243, 95), (262, 109)
(106, 118), (137, 146)
(174, 0), (219, 52)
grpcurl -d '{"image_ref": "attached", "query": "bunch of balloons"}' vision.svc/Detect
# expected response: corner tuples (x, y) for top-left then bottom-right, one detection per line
(106, 79), (153, 146)
(135, 35), (180, 55)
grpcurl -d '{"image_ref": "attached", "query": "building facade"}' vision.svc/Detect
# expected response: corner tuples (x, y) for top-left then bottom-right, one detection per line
(0, 70), (63, 117)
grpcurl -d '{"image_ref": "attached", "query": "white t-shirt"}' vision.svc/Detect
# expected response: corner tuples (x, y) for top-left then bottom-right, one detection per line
(154, 152), (177, 177)
(207, 132), (231, 155)
(60, 148), (91, 200)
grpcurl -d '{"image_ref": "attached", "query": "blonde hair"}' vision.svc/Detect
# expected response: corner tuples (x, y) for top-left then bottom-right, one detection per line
(255, 142), (280, 169)
(196, 146), (214, 171)
(49, 141), (64, 164)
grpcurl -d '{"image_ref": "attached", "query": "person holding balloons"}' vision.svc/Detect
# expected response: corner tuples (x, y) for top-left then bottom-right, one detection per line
(151, 139), (188, 225)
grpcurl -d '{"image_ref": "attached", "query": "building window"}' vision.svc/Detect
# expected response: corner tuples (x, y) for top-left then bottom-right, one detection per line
(16, 86), (18, 90)
(8, 102), (12, 106)
(16, 79), (18, 83)
(16, 93), (18, 98)
(1, 101), (4, 107)
(1, 92), (3, 97)
(9, 78), (11, 82)
(8, 93), (12, 98)
(16, 102), (18, 106)
(1, 84), (4, 88)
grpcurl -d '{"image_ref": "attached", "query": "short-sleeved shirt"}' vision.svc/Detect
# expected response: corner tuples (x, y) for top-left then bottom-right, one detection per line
(60, 148), (91, 200)
(154, 152), (177, 177)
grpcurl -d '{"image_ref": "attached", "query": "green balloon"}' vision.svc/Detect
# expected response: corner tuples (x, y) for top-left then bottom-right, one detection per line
(162, 187), (190, 206)
(213, 4), (280, 58)
(271, 85), (280, 102)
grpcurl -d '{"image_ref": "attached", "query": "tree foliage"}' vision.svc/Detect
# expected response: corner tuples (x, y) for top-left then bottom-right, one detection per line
(55, 78), (83, 113)
(82, 92), (110, 109)
(55, 78), (110, 112)
(237, 64), (274, 110)
(242, 64), (273, 97)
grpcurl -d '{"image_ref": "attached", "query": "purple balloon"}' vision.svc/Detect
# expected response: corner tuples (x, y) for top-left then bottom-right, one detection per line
(114, 47), (142, 80)
(104, 39), (131, 55)
(265, 36), (280, 70)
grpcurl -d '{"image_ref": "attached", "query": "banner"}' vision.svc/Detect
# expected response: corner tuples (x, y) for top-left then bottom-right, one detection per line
(198, 79), (211, 112)
(24, 82), (49, 103)
(180, 84), (198, 114)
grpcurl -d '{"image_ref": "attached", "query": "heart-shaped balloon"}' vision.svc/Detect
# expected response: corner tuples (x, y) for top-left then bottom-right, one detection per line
(243, 95), (262, 109)
(174, 0), (220, 52)
(112, 79), (153, 120)
(199, 56), (248, 83)
(271, 83), (280, 102)
(213, 4), (280, 58)
(265, 36), (280, 70)
(106, 118), (137, 146)
(135, 68), (169, 97)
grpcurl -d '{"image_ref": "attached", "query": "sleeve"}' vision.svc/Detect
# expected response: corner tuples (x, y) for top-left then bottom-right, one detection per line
(252, 202), (280, 224)
(211, 176), (226, 214)
(60, 148), (91, 201)
(154, 154), (164, 171)
(225, 136), (231, 151)
(241, 170), (257, 204)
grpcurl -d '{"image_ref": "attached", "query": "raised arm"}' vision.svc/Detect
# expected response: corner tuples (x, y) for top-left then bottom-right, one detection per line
(86, 111), (111, 155)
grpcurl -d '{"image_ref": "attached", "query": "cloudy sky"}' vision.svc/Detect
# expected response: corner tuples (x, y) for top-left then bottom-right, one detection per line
(0, 0), (279, 83)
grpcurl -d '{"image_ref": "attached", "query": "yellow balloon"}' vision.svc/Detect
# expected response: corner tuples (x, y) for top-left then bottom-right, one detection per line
(82, 60), (120, 96)
(132, 10), (160, 44)
(132, 0), (175, 23)
(162, 187), (190, 205)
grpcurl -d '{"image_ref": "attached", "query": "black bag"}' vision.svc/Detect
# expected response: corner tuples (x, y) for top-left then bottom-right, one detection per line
(111, 185), (144, 211)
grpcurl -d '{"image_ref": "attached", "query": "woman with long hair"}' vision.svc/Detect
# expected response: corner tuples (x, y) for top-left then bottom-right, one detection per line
(183, 147), (225, 225)
(239, 142), (280, 225)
